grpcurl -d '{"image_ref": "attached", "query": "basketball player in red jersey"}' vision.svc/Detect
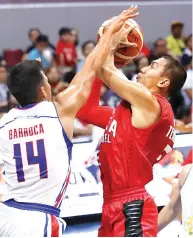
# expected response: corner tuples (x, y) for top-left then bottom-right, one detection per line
(77, 31), (187, 237)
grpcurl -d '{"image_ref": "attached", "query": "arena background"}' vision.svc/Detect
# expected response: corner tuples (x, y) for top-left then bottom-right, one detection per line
(0, 1), (191, 52)
(0, 0), (192, 237)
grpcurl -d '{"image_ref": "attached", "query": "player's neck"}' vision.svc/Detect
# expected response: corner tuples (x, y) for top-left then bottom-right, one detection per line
(149, 88), (167, 98)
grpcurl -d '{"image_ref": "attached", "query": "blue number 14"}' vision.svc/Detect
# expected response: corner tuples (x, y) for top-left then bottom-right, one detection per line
(14, 139), (48, 182)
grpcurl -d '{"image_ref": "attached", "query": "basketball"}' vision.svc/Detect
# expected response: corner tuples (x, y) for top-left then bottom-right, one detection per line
(98, 17), (144, 67)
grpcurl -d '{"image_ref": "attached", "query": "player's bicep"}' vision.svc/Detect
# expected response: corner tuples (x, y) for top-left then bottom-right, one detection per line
(54, 102), (74, 140)
(55, 70), (95, 116)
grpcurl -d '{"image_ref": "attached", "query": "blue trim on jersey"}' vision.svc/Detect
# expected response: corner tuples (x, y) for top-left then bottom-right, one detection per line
(54, 177), (67, 206)
(52, 102), (73, 164)
(0, 118), (16, 129)
(16, 103), (38, 110)
(59, 219), (65, 235)
(53, 102), (73, 208)
(3, 199), (60, 217)
(0, 116), (58, 130)
(44, 214), (48, 236)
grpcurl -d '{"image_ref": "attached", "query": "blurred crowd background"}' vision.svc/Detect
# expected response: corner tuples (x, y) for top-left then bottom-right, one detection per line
(0, 15), (192, 137)
(0, 3), (192, 232)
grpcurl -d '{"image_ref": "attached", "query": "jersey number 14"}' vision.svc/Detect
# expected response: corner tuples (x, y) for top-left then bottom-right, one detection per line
(13, 139), (48, 182)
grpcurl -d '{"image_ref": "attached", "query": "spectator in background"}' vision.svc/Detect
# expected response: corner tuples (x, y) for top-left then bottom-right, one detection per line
(26, 28), (55, 54)
(77, 40), (96, 72)
(181, 35), (192, 103)
(26, 28), (41, 53)
(28, 35), (54, 69)
(166, 21), (185, 57)
(169, 55), (192, 123)
(148, 38), (169, 63)
(100, 84), (121, 108)
(56, 27), (77, 83)
(70, 28), (79, 47)
(45, 66), (68, 97)
(0, 55), (6, 67)
(180, 39), (192, 124)
(182, 56), (192, 101)
(70, 28), (84, 61)
(131, 56), (149, 82)
(56, 27), (77, 69)
(0, 65), (9, 113)
(181, 34), (192, 66)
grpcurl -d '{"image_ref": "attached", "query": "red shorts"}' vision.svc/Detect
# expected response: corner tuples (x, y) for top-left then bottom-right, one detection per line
(98, 187), (158, 237)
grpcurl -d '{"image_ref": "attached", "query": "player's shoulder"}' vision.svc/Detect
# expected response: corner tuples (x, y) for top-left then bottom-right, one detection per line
(30, 101), (57, 117)
(179, 164), (193, 187)
(0, 108), (15, 125)
(153, 93), (174, 118)
(1, 101), (56, 123)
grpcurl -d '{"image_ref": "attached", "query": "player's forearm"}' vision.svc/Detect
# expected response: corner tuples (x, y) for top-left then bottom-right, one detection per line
(102, 65), (144, 102)
(158, 204), (177, 231)
(158, 182), (182, 231)
(87, 29), (115, 71)
(77, 106), (113, 129)
(101, 62), (154, 110)
(76, 77), (113, 128)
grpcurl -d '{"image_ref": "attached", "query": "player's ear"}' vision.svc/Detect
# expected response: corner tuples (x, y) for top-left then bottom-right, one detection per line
(40, 86), (47, 101)
(157, 77), (170, 88)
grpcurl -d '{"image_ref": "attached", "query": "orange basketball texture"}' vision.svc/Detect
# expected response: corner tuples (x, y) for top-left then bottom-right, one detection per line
(97, 18), (144, 67)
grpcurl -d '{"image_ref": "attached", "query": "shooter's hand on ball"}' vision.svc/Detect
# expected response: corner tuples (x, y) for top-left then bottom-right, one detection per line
(113, 24), (137, 51)
(108, 6), (139, 50)
(108, 5), (139, 34)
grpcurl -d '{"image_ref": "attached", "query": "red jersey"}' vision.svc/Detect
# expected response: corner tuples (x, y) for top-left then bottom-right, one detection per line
(77, 78), (175, 194)
(56, 40), (77, 66)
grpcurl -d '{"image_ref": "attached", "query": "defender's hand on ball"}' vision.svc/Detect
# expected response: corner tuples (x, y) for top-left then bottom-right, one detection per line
(109, 5), (139, 51)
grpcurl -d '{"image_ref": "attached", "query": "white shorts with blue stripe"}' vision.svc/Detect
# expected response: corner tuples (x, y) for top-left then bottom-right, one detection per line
(0, 201), (66, 237)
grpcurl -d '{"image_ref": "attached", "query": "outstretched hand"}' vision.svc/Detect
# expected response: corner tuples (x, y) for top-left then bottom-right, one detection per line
(108, 5), (139, 34)
(108, 5), (139, 50)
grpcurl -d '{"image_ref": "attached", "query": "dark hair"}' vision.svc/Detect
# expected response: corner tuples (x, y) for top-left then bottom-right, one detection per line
(58, 27), (71, 37)
(36, 35), (49, 44)
(82, 40), (96, 51)
(154, 38), (166, 48)
(171, 22), (184, 31)
(162, 56), (187, 96)
(28, 28), (41, 37)
(8, 60), (44, 107)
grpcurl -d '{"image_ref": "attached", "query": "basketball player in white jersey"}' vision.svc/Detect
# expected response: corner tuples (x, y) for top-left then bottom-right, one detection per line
(0, 6), (139, 236)
(158, 164), (193, 237)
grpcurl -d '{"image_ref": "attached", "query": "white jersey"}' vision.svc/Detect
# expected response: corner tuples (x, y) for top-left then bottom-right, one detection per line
(0, 101), (72, 213)
(180, 166), (193, 237)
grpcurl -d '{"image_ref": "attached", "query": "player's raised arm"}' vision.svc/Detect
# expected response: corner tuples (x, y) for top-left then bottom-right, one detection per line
(76, 77), (114, 129)
(56, 6), (139, 115)
(99, 51), (159, 112)
(55, 6), (139, 138)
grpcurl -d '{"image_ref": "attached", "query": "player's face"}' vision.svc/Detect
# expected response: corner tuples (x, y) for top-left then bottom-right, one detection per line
(40, 71), (52, 101)
(137, 58), (170, 90)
